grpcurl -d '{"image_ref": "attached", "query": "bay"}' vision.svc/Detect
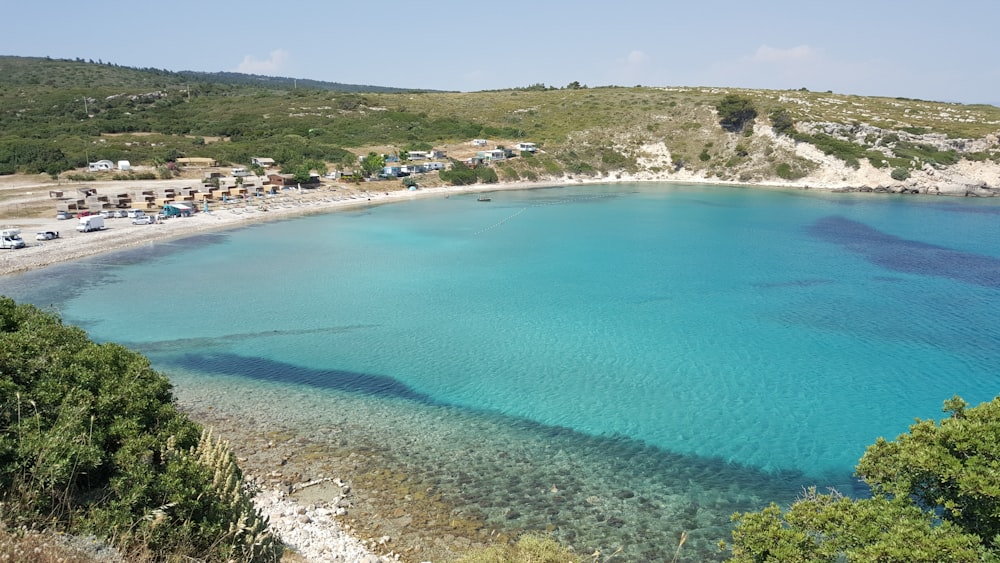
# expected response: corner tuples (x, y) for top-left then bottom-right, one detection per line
(4, 182), (998, 560)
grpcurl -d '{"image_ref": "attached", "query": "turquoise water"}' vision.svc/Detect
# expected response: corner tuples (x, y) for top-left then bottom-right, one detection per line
(4, 183), (999, 560)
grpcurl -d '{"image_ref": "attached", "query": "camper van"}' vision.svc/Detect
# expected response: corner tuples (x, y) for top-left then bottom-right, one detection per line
(0, 229), (25, 249)
(76, 216), (105, 232)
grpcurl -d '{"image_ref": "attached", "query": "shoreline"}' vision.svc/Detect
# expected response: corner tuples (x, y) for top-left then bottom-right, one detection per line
(0, 177), (596, 277)
(2, 171), (991, 278)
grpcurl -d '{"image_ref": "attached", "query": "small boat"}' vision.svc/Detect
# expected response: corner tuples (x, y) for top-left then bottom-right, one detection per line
(477, 195), (491, 202)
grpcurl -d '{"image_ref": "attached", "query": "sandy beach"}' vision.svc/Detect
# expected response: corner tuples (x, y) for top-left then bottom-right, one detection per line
(0, 178), (571, 278)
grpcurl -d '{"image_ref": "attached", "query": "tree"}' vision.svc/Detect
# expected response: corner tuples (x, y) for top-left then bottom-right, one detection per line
(725, 396), (1000, 562)
(857, 396), (1000, 549)
(717, 94), (758, 133)
(360, 151), (385, 178)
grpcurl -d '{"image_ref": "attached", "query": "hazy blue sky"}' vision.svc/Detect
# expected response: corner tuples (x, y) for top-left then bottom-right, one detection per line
(4, 0), (997, 105)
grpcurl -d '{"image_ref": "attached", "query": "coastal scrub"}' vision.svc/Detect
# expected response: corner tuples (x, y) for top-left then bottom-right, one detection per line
(0, 297), (281, 561)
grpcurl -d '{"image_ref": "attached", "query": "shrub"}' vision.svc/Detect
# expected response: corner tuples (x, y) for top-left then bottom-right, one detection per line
(716, 94), (758, 133)
(795, 133), (863, 168)
(727, 396), (1000, 561)
(0, 298), (281, 562)
(699, 149), (711, 162)
(439, 159), (478, 185)
(496, 164), (520, 181)
(476, 166), (499, 183)
(891, 142), (959, 167)
(891, 167), (911, 181)
(768, 109), (795, 137)
(775, 162), (806, 180)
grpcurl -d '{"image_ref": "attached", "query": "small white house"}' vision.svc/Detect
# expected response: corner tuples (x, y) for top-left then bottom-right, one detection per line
(471, 139), (488, 146)
(425, 161), (446, 171)
(251, 157), (275, 168)
(514, 142), (537, 153)
(477, 149), (507, 162)
(407, 151), (428, 160)
(117, 160), (131, 171)
(88, 160), (114, 172)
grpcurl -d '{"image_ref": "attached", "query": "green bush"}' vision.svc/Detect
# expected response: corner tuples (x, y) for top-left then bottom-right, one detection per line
(475, 166), (499, 184)
(0, 297), (281, 562)
(892, 142), (959, 167)
(795, 133), (864, 168)
(439, 159), (478, 185)
(496, 164), (520, 181)
(726, 396), (1000, 561)
(891, 167), (911, 181)
(768, 109), (795, 137)
(716, 94), (758, 133)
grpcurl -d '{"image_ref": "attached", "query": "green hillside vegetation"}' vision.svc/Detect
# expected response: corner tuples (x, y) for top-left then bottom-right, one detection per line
(0, 297), (281, 562)
(2, 56), (999, 185)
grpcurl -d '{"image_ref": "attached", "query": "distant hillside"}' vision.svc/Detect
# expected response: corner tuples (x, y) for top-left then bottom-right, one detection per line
(1, 55), (999, 195)
(0, 56), (426, 93)
(173, 70), (439, 93)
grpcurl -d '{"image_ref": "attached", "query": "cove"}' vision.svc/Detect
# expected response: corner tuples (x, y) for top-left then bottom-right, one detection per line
(3, 182), (998, 560)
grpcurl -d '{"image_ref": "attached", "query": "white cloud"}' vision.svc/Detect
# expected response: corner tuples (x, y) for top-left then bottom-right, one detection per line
(624, 50), (650, 69)
(612, 50), (652, 84)
(236, 49), (290, 75)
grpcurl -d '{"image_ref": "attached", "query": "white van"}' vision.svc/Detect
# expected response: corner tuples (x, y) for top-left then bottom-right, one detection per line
(0, 229), (25, 249)
(77, 216), (105, 232)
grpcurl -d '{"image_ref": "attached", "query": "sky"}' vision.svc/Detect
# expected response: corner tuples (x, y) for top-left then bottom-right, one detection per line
(4, 0), (998, 105)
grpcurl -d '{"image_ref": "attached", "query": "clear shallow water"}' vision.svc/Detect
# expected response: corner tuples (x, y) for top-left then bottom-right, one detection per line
(4, 183), (999, 560)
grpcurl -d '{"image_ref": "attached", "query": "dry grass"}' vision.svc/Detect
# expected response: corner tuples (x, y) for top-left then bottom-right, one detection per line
(0, 527), (112, 563)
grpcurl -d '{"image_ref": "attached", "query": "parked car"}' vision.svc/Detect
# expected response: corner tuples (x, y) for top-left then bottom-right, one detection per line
(127, 209), (145, 219)
(56, 211), (72, 220)
(75, 211), (91, 218)
(115, 210), (129, 218)
(35, 231), (59, 241)
(132, 215), (155, 225)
